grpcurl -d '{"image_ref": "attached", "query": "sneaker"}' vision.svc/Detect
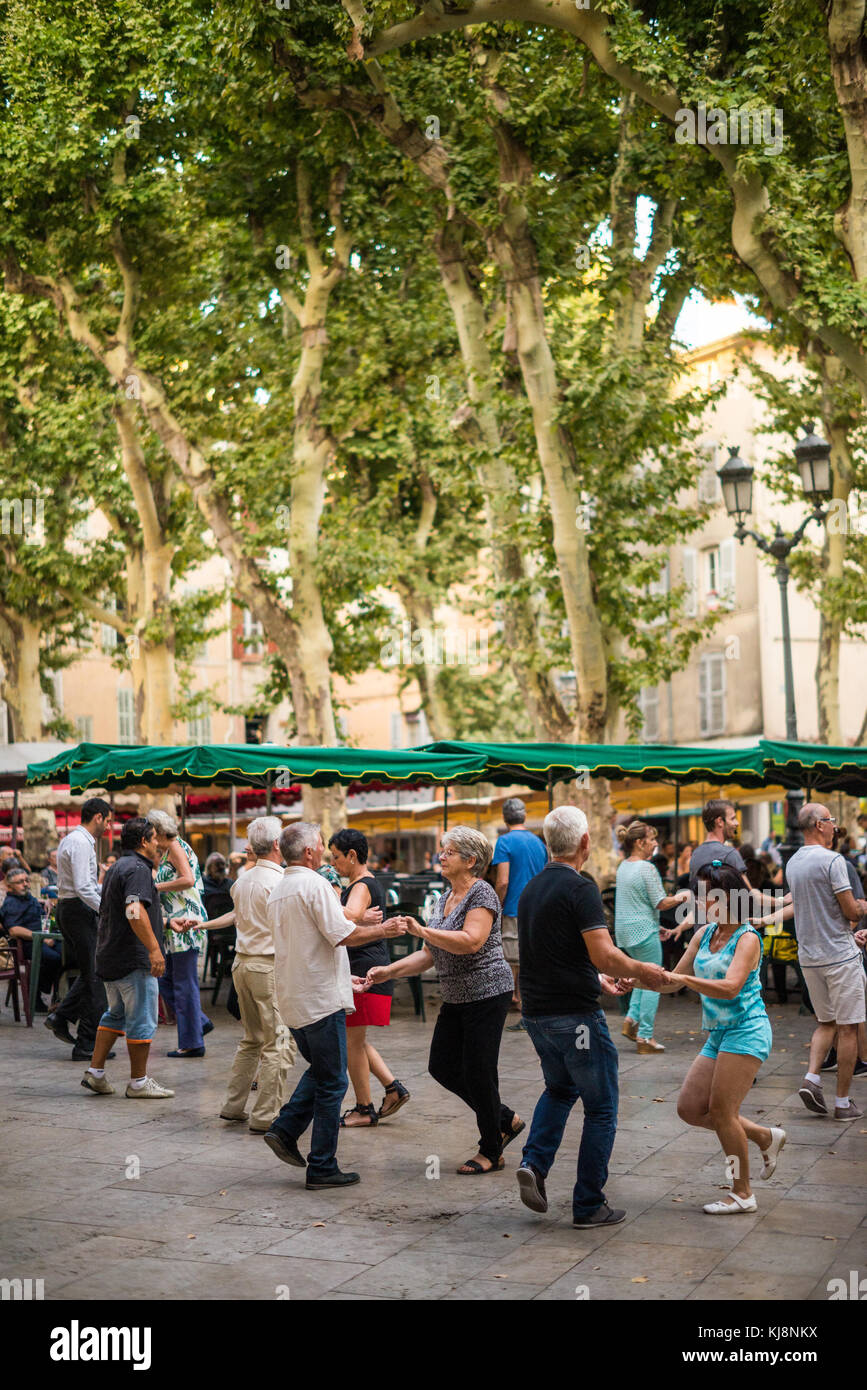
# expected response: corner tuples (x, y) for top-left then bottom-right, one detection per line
(833, 1098), (863, 1122)
(516, 1164), (548, 1213)
(636, 1037), (665, 1053)
(219, 1110), (248, 1122)
(798, 1078), (827, 1115)
(305, 1168), (360, 1190)
(505, 1019), (527, 1032)
(622, 1017), (639, 1040)
(819, 1048), (837, 1073)
(125, 1077), (175, 1099)
(263, 1130), (306, 1168)
(573, 1203), (626, 1229)
(853, 1059), (867, 1078)
(80, 1071), (115, 1096)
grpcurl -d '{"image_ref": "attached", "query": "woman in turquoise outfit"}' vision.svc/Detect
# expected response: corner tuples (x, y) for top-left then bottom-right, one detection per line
(653, 860), (785, 1214)
(614, 821), (690, 1054)
(146, 809), (212, 1058)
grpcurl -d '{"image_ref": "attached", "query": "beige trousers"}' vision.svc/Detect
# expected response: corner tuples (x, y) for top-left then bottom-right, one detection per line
(222, 954), (296, 1128)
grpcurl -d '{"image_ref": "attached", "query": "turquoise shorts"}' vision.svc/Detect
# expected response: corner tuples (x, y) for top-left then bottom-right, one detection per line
(700, 1014), (772, 1064)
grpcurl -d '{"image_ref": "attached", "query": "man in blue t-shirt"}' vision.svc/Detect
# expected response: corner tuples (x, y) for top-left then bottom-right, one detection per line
(492, 798), (548, 1010)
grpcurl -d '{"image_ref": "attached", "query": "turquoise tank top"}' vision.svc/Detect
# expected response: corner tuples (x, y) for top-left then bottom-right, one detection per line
(693, 922), (766, 1032)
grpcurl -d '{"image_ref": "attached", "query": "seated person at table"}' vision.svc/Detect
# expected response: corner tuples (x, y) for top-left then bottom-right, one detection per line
(0, 866), (62, 1010)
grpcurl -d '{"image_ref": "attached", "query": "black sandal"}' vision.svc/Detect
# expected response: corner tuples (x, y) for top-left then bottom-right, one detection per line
(457, 1157), (505, 1175)
(501, 1117), (525, 1150)
(378, 1079), (410, 1120)
(339, 1103), (378, 1128)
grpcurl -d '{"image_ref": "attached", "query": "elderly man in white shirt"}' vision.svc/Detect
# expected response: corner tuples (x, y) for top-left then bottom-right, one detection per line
(263, 822), (408, 1189)
(206, 816), (298, 1133)
(47, 797), (113, 1060)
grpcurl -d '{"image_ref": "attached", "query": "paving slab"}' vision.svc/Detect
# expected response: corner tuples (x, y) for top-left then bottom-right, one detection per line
(1, 991), (863, 1300)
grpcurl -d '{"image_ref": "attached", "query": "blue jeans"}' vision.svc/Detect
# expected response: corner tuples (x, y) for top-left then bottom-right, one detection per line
(522, 1009), (619, 1222)
(271, 1009), (348, 1178)
(99, 969), (159, 1042)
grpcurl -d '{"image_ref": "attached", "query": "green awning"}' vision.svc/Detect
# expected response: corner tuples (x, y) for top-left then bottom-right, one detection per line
(25, 743), (139, 786)
(415, 741), (771, 789)
(28, 744), (493, 794)
(758, 740), (867, 795)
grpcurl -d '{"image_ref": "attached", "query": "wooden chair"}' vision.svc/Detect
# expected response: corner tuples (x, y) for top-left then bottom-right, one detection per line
(0, 938), (32, 1026)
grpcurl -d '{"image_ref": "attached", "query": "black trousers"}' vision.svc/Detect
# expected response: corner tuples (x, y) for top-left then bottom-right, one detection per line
(428, 990), (514, 1163)
(54, 899), (106, 1047)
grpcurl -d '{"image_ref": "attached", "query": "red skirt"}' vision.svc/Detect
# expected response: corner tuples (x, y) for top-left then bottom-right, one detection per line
(347, 992), (392, 1028)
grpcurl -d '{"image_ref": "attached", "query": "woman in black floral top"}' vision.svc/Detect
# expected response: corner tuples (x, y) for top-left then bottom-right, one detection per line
(365, 825), (523, 1173)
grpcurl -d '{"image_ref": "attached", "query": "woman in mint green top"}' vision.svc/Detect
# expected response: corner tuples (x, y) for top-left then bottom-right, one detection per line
(614, 821), (690, 1049)
(655, 860), (783, 1216)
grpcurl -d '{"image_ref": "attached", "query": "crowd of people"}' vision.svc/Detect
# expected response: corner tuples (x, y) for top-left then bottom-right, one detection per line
(3, 790), (866, 1226)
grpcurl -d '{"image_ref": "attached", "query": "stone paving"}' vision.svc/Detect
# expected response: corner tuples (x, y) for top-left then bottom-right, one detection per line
(1, 987), (865, 1301)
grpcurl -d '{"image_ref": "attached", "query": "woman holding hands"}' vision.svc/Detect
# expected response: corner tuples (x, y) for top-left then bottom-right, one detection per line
(365, 825), (522, 1175)
(649, 860), (785, 1214)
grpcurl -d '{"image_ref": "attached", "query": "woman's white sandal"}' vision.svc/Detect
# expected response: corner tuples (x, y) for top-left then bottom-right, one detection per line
(760, 1126), (786, 1180)
(703, 1192), (757, 1215)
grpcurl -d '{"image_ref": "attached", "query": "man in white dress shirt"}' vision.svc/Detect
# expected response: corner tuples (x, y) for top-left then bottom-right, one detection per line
(217, 816), (297, 1132)
(263, 822), (407, 1189)
(47, 798), (113, 1060)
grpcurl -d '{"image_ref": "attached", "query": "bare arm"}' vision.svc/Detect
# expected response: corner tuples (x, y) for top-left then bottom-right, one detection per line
(156, 839), (194, 894)
(670, 932), (760, 1000)
(340, 916), (407, 948)
(836, 888), (867, 923)
(200, 908), (236, 930)
(126, 899), (165, 977)
(366, 945), (434, 982)
(494, 862), (509, 907)
(653, 929), (703, 993)
(583, 927), (667, 989)
(342, 880), (381, 925)
(418, 906), (494, 956)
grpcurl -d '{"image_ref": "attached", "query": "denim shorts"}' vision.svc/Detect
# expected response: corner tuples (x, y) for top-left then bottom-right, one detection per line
(700, 1013), (772, 1064)
(98, 969), (159, 1043)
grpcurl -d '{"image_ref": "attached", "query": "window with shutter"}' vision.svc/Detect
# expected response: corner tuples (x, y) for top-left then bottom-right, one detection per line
(389, 712), (403, 749)
(117, 689), (136, 745)
(699, 653), (726, 736)
(719, 538), (737, 609)
(187, 710), (212, 743)
(75, 715), (94, 741)
(638, 686), (660, 742)
(682, 548), (698, 617)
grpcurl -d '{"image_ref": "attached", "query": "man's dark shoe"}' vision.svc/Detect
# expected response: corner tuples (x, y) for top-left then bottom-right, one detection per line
(45, 1013), (76, 1046)
(853, 1058), (867, 1078)
(506, 1019), (528, 1032)
(34, 999), (50, 1014)
(305, 1168), (360, 1190)
(516, 1164), (548, 1213)
(820, 1048), (837, 1073)
(263, 1130), (306, 1168)
(71, 1045), (115, 1061)
(573, 1203), (626, 1229)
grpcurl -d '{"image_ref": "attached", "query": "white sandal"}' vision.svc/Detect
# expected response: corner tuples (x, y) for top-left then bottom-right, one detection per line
(703, 1191), (757, 1215)
(759, 1126), (786, 1180)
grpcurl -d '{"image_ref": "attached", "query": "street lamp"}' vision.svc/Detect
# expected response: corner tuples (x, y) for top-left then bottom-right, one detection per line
(717, 426), (832, 865)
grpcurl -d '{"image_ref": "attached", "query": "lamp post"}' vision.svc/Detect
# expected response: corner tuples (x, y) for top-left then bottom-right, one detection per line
(717, 425), (832, 867)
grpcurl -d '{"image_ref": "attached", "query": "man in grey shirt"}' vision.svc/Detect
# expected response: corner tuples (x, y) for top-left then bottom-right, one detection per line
(47, 797), (113, 1060)
(688, 798), (783, 929)
(784, 804), (867, 1122)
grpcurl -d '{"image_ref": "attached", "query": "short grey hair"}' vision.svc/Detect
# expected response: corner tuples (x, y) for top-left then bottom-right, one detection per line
(502, 797), (527, 826)
(543, 805), (588, 856)
(280, 821), (321, 864)
(248, 815), (282, 856)
(798, 802), (829, 831)
(147, 808), (178, 838)
(442, 824), (493, 877)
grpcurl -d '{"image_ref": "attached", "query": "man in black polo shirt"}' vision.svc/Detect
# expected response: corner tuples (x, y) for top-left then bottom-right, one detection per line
(80, 818), (174, 1100)
(516, 806), (667, 1229)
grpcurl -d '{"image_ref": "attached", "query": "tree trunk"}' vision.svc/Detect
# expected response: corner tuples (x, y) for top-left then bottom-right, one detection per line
(485, 118), (608, 740)
(0, 609), (43, 739)
(435, 219), (572, 740)
(816, 352), (853, 745)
